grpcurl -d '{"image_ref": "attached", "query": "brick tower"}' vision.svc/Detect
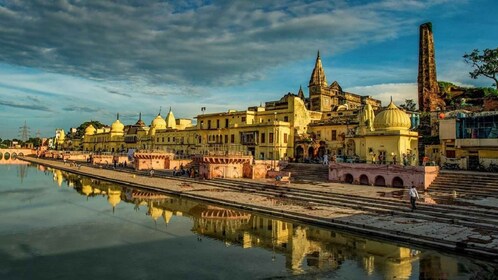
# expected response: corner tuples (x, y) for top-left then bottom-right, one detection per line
(418, 22), (445, 112)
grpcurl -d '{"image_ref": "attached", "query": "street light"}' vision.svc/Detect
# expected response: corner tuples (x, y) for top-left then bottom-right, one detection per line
(273, 112), (277, 170)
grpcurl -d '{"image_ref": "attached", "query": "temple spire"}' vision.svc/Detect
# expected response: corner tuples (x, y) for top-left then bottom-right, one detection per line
(309, 50), (328, 87)
(116, 113), (119, 120)
(297, 85), (305, 100)
(158, 106), (162, 116)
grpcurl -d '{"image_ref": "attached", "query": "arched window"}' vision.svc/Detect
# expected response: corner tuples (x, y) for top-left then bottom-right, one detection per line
(4, 152), (10, 160)
(359, 174), (369, 185)
(392, 177), (404, 188)
(374, 176), (386, 187)
(344, 174), (354, 184)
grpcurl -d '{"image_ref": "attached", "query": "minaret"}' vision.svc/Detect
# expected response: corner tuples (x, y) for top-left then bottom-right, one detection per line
(308, 51), (331, 111)
(418, 22), (445, 112)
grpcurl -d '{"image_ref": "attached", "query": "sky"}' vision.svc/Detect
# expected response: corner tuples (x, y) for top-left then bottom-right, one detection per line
(0, 0), (497, 139)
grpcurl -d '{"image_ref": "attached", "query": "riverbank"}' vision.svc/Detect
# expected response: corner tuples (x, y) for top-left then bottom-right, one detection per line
(20, 156), (498, 262)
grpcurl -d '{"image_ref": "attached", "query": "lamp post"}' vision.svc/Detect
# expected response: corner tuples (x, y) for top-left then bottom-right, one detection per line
(273, 112), (277, 170)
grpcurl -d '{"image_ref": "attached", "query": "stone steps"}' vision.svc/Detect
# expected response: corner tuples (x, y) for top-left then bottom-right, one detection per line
(282, 163), (329, 182)
(429, 171), (498, 196)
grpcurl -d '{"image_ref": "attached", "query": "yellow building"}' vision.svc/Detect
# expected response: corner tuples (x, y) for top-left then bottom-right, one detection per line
(76, 52), (420, 164)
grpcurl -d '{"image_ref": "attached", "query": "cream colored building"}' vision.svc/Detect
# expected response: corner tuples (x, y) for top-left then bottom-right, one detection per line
(76, 52), (418, 164)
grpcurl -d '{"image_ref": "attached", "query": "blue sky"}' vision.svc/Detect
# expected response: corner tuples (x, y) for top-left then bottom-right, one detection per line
(0, 0), (497, 139)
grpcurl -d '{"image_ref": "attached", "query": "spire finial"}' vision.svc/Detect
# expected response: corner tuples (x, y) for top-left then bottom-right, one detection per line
(390, 96), (393, 103)
(317, 50), (320, 58)
(158, 106), (162, 116)
(169, 106), (172, 112)
(139, 112), (142, 120)
(117, 113), (119, 120)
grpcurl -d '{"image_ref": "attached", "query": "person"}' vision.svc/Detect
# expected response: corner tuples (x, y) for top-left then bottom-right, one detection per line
(149, 168), (154, 177)
(323, 154), (329, 165)
(408, 185), (420, 211)
(332, 154), (337, 162)
(173, 166), (178, 176)
(372, 153), (376, 164)
(402, 153), (408, 166)
(392, 154), (397, 165)
(423, 156), (429, 166)
(378, 154), (384, 164)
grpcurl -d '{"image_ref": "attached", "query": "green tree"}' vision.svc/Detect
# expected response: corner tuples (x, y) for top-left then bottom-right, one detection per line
(399, 99), (417, 111)
(463, 48), (498, 90)
(73, 121), (106, 138)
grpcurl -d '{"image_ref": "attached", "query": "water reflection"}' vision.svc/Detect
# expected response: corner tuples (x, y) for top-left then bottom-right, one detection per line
(36, 165), (493, 279)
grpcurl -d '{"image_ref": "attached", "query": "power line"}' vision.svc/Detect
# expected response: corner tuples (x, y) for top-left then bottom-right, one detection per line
(18, 120), (31, 142)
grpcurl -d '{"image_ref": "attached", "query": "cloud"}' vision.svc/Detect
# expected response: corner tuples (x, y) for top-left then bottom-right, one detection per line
(346, 83), (418, 107)
(62, 106), (101, 113)
(0, 99), (52, 111)
(0, 0), (454, 87)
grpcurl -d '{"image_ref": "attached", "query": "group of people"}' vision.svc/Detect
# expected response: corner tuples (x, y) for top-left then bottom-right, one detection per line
(173, 164), (197, 178)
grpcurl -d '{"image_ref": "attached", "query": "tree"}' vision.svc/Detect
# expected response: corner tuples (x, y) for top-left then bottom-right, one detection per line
(463, 48), (498, 90)
(73, 121), (106, 139)
(399, 99), (417, 111)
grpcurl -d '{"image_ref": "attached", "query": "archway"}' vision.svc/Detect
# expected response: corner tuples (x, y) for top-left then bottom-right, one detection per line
(318, 146), (326, 158)
(359, 174), (369, 185)
(4, 152), (10, 160)
(12, 153), (17, 159)
(392, 177), (404, 188)
(0, 152), (3, 160)
(308, 146), (315, 159)
(344, 174), (354, 184)
(18, 152), (24, 156)
(374, 176), (386, 187)
(295, 146), (304, 162)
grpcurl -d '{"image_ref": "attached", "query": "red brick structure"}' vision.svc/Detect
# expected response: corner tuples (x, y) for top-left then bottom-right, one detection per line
(418, 22), (445, 112)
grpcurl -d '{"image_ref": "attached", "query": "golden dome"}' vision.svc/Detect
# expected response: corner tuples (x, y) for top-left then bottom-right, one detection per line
(151, 114), (166, 129)
(85, 124), (96, 135)
(111, 119), (124, 133)
(373, 101), (411, 131)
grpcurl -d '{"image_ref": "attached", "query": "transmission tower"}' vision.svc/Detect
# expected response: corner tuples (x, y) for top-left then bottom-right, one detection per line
(18, 120), (31, 142)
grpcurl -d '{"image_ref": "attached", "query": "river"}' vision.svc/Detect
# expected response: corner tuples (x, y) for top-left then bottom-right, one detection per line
(0, 164), (495, 279)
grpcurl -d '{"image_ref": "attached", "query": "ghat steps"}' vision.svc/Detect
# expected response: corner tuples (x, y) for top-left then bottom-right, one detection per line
(281, 163), (329, 182)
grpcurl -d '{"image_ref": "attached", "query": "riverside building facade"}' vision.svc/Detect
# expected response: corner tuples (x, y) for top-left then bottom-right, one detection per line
(64, 52), (417, 166)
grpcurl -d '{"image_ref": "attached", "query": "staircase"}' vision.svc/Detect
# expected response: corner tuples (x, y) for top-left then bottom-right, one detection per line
(428, 170), (498, 196)
(281, 163), (329, 182)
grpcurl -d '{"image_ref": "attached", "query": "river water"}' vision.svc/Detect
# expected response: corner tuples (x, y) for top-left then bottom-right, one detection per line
(0, 164), (495, 279)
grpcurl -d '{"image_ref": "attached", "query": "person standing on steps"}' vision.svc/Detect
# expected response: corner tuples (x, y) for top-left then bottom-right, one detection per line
(408, 185), (420, 211)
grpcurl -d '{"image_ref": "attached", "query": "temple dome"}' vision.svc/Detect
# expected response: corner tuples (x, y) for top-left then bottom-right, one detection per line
(85, 124), (96, 135)
(373, 101), (411, 131)
(151, 114), (166, 129)
(111, 119), (124, 133)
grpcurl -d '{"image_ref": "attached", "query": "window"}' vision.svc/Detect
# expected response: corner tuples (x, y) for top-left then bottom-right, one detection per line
(269, 132), (274, 143)
(283, 133), (288, 144)
(261, 133), (265, 143)
(332, 130), (337, 141)
(225, 135), (228, 143)
(216, 119), (220, 128)
(168, 137), (170, 142)
(241, 116), (246, 122)
(208, 120), (211, 129)
(284, 116), (289, 122)
(225, 119), (229, 128)
(230, 134), (235, 143)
